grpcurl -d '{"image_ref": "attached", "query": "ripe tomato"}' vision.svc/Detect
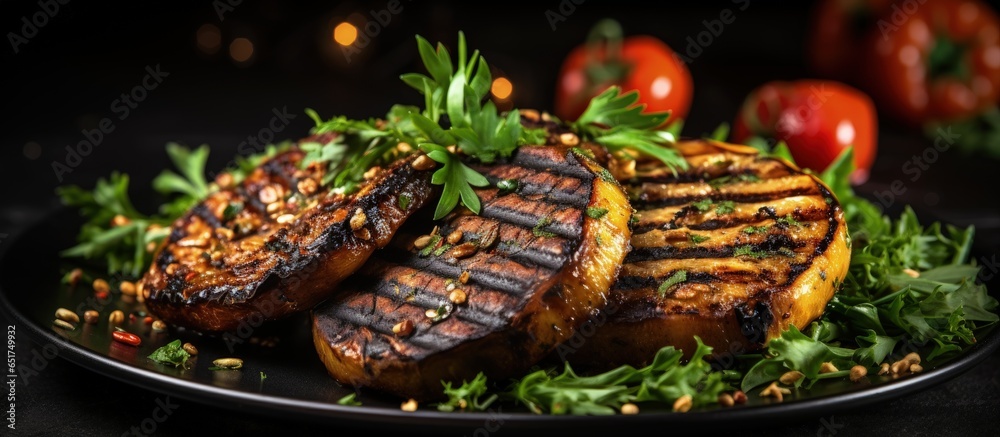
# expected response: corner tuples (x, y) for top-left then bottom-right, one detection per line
(861, 0), (1000, 125)
(732, 80), (878, 184)
(807, 0), (894, 81)
(555, 20), (692, 124)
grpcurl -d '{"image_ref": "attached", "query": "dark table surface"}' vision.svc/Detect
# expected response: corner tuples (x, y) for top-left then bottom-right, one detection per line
(2, 1), (999, 435)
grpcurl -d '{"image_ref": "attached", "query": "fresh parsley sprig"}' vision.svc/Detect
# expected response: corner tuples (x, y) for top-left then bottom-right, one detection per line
(571, 86), (689, 176)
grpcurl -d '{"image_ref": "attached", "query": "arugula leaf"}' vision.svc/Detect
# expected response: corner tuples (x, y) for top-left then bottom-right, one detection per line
(506, 337), (728, 415)
(437, 372), (498, 412)
(742, 325), (854, 391)
(147, 340), (191, 368)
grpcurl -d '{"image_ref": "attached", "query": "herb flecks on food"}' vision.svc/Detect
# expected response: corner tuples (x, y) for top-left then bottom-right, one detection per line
(586, 207), (609, 219)
(657, 270), (688, 297)
(688, 233), (709, 244)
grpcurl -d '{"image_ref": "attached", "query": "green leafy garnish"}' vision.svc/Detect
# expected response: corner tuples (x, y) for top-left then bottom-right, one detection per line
(506, 337), (727, 415)
(532, 216), (556, 238)
(742, 225), (770, 234)
(571, 87), (688, 176)
(657, 270), (688, 297)
(420, 143), (489, 219)
(691, 198), (714, 212)
(337, 393), (362, 406)
(437, 372), (498, 412)
(147, 340), (191, 368)
(714, 200), (736, 215)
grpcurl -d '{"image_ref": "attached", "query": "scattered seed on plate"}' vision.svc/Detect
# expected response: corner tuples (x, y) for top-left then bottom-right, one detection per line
(850, 365), (868, 382)
(779, 370), (803, 385)
(672, 394), (693, 412)
(733, 391), (748, 404)
(620, 403), (639, 415)
(55, 308), (79, 324)
(68, 268), (83, 286)
(83, 310), (99, 324)
(53, 319), (75, 330)
(112, 330), (141, 346)
(93, 278), (109, 294)
(119, 281), (136, 296)
(718, 393), (735, 407)
(108, 310), (125, 326)
(213, 358), (243, 369)
(143, 316), (154, 325)
(152, 320), (167, 331)
(400, 398), (418, 412)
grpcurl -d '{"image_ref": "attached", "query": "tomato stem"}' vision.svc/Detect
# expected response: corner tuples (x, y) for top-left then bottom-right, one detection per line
(927, 36), (970, 81)
(583, 19), (630, 88)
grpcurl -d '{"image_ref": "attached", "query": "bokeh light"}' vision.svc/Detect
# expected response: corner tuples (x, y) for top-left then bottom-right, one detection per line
(230, 37), (255, 64)
(491, 77), (513, 100)
(334, 22), (358, 46)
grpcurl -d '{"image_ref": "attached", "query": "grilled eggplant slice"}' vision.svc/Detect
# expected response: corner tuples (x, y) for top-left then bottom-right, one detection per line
(570, 140), (850, 367)
(140, 135), (434, 332)
(312, 146), (631, 398)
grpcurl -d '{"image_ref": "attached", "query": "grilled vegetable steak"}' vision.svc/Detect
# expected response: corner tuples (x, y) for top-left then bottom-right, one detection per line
(312, 146), (631, 398)
(140, 135), (434, 332)
(571, 140), (850, 367)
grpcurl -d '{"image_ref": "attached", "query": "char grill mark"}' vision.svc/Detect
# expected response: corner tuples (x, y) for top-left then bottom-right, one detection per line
(312, 146), (632, 398)
(140, 143), (436, 332)
(570, 140), (850, 368)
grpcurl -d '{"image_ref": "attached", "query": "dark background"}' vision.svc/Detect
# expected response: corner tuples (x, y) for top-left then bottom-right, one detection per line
(1, 1), (998, 435)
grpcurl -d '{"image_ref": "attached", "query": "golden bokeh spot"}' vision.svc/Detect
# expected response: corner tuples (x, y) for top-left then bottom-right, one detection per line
(491, 77), (513, 100)
(196, 24), (221, 54)
(334, 22), (358, 46)
(230, 38), (254, 63)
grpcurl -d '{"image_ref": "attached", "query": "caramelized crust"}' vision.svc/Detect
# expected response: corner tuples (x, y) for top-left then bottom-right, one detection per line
(140, 135), (434, 332)
(312, 146), (631, 398)
(570, 140), (850, 367)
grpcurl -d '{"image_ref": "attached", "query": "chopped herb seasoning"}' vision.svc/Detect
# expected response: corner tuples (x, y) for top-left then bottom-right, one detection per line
(778, 247), (796, 257)
(430, 304), (453, 322)
(497, 179), (518, 195)
(776, 214), (804, 227)
(533, 217), (557, 237)
(222, 202), (243, 221)
(691, 198), (714, 212)
(707, 173), (761, 189)
(418, 235), (443, 256)
(597, 168), (616, 183)
(715, 200), (736, 215)
(657, 270), (688, 297)
(743, 225), (770, 234)
(595, 235), (604, 247)
(629, 214), (640, 226)
(733, 245), (768, 259)
(586, 207), (609, 219)
(688, 233), (710, 244)
(398, 194), (412, 210)
(570, 147), (596, 160)
(433, 243), (453, 257)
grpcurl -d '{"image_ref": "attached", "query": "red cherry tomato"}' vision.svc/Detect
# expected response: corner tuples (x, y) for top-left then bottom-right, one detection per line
(733, 80), (878, 183)
(555, 19), (692, 124)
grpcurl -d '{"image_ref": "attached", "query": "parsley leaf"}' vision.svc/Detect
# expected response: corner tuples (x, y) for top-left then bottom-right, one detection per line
(147, 340), (191, 368)
(586, 207), (609, 219)
(419, 143), (489, 219)
(571, 86), (688, 175)
(337, 393), (362, 406)
(437, 372), (498, 412)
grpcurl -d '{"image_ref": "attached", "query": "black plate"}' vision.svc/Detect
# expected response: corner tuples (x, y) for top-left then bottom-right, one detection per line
(2, 209), (997, 432)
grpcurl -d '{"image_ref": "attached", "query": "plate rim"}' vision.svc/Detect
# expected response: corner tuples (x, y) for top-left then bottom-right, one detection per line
(2, 211), (998, 429)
